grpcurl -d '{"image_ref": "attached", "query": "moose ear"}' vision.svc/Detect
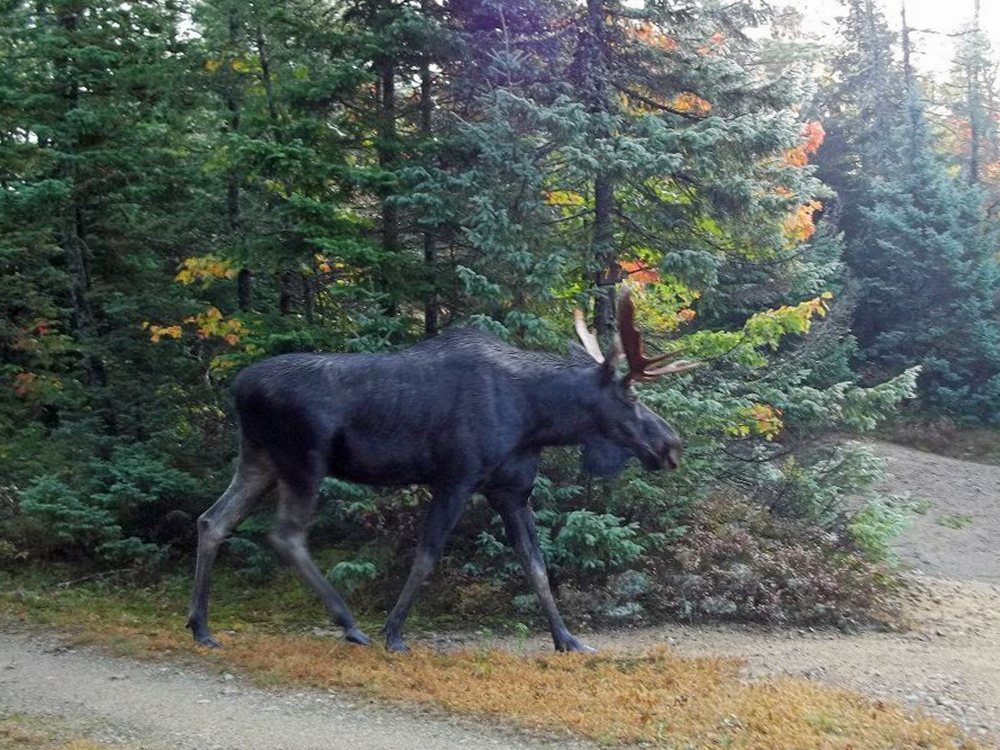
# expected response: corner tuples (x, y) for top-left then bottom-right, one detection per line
(598, 333), (625, 385)
(599, 354), (619, 385)
(568, 341), (597, 365)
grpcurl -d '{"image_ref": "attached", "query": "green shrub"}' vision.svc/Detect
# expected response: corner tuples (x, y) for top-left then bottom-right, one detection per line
(327, 558), (381, 593)
(11, 444), (202, 568)
(550, 510), (644, 575)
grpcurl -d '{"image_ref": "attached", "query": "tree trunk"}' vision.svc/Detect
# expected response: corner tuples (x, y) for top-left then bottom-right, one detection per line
(56, 7), (104, 386)
(420, 38), (439, 338)
(581, 0), (618, 339)
(900, 2), (921, 163)
(279, 272), (295, 316)
(227, 8), (251, 310)
(593, 174), (617, 339)
(379, 60), (399, 258)
(968, 0), (982, 184)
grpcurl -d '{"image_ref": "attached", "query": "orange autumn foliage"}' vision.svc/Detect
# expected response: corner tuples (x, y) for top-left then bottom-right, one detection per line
(630, 22), (677, 50)
(175, 255), (239, 285)
(785, 121), (826, 168)
(13, 371), (37, 397)
(143, 323), (182, 343)
(783, 200), (823, 242)
(670, 91), (712, 116)
(144, 308), (246, 346)
(619, 259), (661, 284)
(698, 31), (725, 55)
(184, 307), (246, 345)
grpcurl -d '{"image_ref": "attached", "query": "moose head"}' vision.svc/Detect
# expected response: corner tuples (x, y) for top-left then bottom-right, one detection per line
(574, 288), (700, 478)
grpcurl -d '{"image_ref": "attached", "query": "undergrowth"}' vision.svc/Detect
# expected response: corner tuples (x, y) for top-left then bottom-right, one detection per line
(876, 418), (1000, 465)
(642, 494), (904, 627)
(0, 569), (983, 750)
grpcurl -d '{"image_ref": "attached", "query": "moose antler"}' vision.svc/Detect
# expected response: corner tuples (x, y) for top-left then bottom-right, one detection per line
(573, 307), (624, 365)
(617, 288), (702, 382)
(573, 308), (606, 363)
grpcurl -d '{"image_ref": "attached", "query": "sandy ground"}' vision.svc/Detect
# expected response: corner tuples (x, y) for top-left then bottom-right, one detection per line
(2, 440), (1000, 748)
(877, 441), (1000, 585)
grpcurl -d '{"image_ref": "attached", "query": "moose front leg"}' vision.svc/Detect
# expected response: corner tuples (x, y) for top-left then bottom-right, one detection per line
(383, 485), (472, 653)
(491, 492), (595, 653)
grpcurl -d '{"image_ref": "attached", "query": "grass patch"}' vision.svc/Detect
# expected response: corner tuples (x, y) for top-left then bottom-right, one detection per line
(0, 568), (985, 750)
(937, 513), (975, 530)
(0, 715), (125, 750)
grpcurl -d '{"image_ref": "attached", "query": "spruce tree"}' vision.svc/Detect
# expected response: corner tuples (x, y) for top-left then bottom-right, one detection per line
(815, 0), (1000, 420)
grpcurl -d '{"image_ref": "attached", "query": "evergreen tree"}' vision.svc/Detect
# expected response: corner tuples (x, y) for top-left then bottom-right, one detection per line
(940, 1), (1000, 217)
(0, 0), (208, 478)
(0, 0), (920, 609)
(815, 0), (1000, 420)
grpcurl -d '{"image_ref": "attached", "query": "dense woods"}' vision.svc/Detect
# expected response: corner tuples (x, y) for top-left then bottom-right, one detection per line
(1, 0), (998, 625)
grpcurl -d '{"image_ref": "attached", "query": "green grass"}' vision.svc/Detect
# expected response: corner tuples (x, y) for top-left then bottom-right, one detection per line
(0, 564), (521, 644)
(936, 513), (975, 530)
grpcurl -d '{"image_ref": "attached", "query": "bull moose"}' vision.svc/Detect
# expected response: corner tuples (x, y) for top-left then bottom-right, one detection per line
(187, 289), (698, 653)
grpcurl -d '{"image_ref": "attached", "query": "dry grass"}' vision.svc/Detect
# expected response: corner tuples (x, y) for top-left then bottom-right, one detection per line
(57, 620), (983, 750)
(229, 637), (977, 750)
(0, 717), (122, 750)
(0, 575), (987, 750)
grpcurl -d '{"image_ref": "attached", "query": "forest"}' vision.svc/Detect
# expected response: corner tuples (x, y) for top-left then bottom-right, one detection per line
(1, 0), (998, 629)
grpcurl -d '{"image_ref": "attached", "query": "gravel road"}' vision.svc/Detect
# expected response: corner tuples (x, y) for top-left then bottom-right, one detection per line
(0, 628), (588, 750)
(2, 440), (999, 748)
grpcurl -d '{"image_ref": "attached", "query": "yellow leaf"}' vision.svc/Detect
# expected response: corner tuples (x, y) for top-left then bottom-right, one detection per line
(542, 190), (586, 206)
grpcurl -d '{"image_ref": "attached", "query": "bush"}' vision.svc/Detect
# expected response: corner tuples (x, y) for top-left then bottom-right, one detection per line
(9, 444), (203, 568)
(646, 493), (901, 626)
(550, 510), (645, 575)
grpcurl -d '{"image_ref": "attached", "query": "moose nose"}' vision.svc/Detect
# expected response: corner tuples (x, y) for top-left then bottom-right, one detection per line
(665, 444), (682, 470)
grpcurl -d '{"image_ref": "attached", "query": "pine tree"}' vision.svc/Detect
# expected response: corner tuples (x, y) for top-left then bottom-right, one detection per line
(941, 1), (1000, 215)
(815, 0), (1000, 420)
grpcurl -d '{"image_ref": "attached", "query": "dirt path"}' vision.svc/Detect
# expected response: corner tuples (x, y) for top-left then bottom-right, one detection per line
(0, 627), (588, 750)
(2, 440), (1000, 748)
(875, 441), (1000, 585)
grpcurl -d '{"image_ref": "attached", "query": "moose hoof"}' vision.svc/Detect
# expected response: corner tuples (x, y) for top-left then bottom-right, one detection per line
(556, 637), (596, 654)
(344, 626), (371, 646)
(193, 633), (223, 649)
(385, 638), (410, 654)
(188, 621), (223, 649)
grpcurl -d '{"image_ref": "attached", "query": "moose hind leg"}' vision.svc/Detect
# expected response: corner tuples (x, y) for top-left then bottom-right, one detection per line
(491, 493), (595, 653)
(269, 478), (369, 645)
(188, 453), (275, 647)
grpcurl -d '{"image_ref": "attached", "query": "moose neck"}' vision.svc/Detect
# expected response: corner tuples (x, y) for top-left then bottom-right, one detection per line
(521, 363), (604, 448)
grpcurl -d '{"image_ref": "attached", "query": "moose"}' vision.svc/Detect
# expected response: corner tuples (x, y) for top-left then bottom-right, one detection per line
(187, 289), (698, 653)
